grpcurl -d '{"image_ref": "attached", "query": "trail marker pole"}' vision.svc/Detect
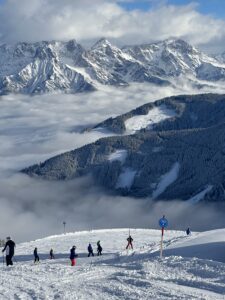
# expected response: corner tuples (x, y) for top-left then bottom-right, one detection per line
(158, 216), (168, 259)
(63, 221), (66, 234)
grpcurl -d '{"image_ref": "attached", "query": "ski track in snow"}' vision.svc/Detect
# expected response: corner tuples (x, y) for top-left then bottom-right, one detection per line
(0, 229), (225, 300)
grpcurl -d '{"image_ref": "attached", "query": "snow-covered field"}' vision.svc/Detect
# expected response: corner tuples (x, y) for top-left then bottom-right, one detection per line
(0, 228), (225, 299)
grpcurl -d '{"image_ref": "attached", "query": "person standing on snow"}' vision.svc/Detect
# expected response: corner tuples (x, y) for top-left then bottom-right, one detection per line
(50, 249), (55, 259)
(186, 228), (191, 236)
(97, 241), (102, 256)
(88, 243), (94, 257)
(126, 235), (133, 249)
(2, 237), (16, 266)
(34, 247), (40, 263)
(70, 246), (77, 266)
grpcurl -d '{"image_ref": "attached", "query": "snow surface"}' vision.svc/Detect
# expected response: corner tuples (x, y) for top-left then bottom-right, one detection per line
(152, 162), (180, 199)
(165, 228), (225, 263)
(108, 150), (128, 164)
(0, 228), (225, 299)
(125, 105), (176, 134)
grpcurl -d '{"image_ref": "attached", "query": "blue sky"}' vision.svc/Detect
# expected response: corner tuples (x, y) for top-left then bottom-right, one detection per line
(118, 0), (225, 19)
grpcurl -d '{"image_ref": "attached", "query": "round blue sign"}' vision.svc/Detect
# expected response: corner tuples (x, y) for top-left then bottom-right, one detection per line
(159, 217), (168, 228)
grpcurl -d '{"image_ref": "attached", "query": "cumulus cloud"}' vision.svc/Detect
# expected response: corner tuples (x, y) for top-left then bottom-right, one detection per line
(1, 83), (225, 242)
(0, 0), (225, 52)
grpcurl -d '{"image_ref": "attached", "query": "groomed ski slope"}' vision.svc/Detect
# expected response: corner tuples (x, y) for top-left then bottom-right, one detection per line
(0, 228), (225, 300)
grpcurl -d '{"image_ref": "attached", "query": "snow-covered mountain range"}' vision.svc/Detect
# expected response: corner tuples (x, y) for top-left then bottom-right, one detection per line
(1, 38), (225, 94)
(0, 228), (225, 299)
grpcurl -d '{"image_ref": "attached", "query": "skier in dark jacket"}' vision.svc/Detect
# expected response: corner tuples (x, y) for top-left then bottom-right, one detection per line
(2, 237), (16, 266)
(186, 228), (191, 236)
(97, 241), (102, 256)
(88, 243), (94, 257)
(50, 249), (54, 259)
(34, 247), (39, 263)
(126, 235), (133, 249)
(70, 246), (77, 266)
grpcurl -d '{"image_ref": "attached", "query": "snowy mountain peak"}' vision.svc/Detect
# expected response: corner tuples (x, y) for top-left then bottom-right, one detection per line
(91, 37), (112, 50)
(34, 46), (56, 60)
(1, 37), (225, 94)
(65, 39), (84, 53)
(162, 38), (199, 54)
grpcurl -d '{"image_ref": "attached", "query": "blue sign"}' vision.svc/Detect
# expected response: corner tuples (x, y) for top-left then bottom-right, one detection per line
(159, 217), (168, 228)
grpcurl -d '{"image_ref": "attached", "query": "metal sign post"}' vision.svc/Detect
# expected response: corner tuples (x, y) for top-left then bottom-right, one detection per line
(158, 216), (168, 259)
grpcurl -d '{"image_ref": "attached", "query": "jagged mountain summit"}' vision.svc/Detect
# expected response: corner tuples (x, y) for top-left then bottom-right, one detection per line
(1, 38), (225, 94)
(23, 93), (225, 202)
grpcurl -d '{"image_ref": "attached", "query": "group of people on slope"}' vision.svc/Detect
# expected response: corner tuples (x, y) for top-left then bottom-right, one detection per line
(70, 241), (103, 266)
(1, 230), (191, 267)
(1, 238), (103, 267)
(1, 235), (129, 267)
(33, 247), (55, 263)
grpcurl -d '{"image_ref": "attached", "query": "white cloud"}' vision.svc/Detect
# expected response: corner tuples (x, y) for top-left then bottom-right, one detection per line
(0, 0), (225, 52)
(1, 83), (225, 242)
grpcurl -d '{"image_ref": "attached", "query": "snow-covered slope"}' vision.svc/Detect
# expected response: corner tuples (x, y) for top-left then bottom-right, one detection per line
(0, 40), (95, 94)
(0, 228), (225, 299)
(164, 228), (225, 262)
(1, 38), (225, 94)
(124, 104), (177, 134)
(123, 38), (225, 81)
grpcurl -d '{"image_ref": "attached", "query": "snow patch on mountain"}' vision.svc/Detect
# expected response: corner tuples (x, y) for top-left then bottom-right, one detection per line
(125, 105), (177, 134)
(187, 185), (213, 204)
(152, 162), (180, 199)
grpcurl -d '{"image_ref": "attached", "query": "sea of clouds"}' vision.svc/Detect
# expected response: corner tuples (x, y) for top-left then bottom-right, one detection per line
(1, 82), (225, 242)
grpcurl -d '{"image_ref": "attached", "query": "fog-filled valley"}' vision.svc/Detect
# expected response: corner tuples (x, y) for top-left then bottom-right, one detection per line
(1, 83), (225, 242)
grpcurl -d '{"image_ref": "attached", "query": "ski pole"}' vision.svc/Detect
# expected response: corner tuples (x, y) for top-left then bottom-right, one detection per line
(2, 254), (5, 266)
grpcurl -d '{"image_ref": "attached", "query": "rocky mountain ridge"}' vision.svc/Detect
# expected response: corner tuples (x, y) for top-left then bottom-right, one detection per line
(1, 38), (225, 94)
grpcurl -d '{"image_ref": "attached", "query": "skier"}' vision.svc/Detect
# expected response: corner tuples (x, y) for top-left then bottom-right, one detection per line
(50, 248), (55, 259)
(70, 246), (77, 266)
(2, 237), (16, 266)
(88, 243), (94, 257)
(97, 241), (102, 256)
(34, 247), (40, 263)
(186, 228), (191, 236)
(126, 235), (133, 250)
